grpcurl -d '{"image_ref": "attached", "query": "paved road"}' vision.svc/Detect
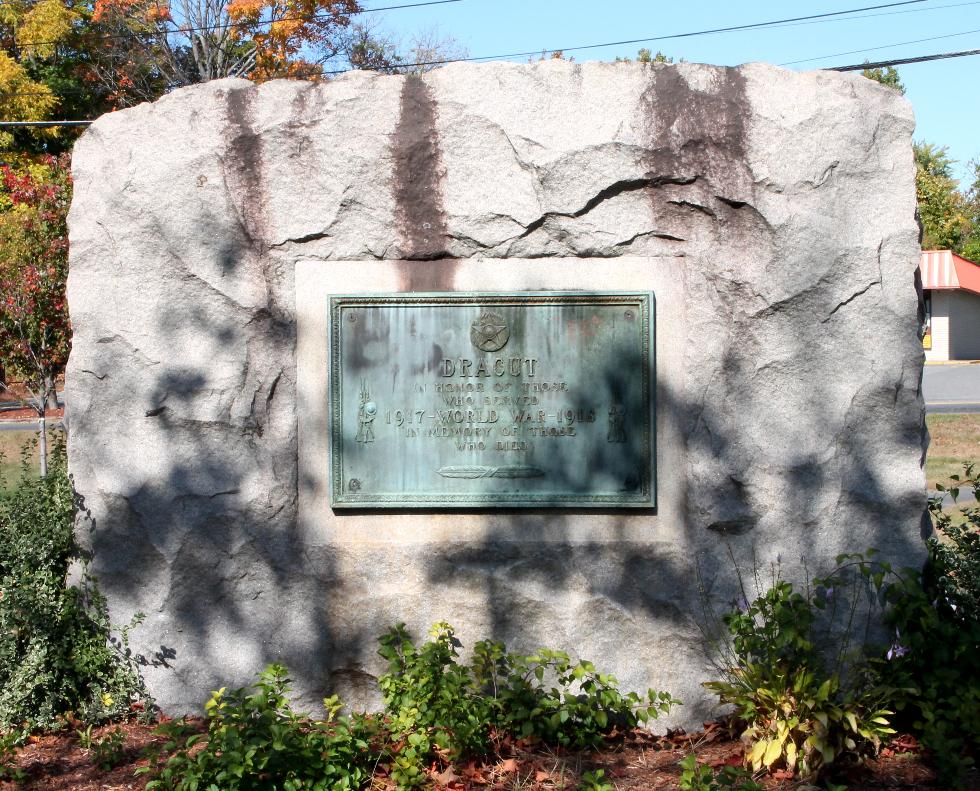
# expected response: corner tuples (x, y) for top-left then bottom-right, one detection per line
(0, 420), (63, 432)
(922, 363), (980, 413)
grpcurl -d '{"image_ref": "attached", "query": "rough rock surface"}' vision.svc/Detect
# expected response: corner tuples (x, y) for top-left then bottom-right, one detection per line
(66, 61), (926, 729)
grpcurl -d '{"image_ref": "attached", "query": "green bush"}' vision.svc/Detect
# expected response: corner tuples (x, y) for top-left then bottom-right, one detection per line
(870, 463), (980, 784)
(379, 622), (677, 786)
(703, 566), (894, 779)
(0, 728), (25, 783)
(700, 461), (980, 786)
(144, 665), (377, 791)
(0, 438), (149, 730)
(677, 754), (763, 791)
(146, 622), (678, 790)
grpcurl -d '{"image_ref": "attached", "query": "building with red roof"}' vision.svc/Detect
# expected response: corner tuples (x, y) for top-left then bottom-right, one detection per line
(920, 250), (980, 361)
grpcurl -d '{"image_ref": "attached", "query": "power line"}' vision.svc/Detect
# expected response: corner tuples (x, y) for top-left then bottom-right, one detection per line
(6, 46), (980, 126)
(314, 0), (933, 75)
(0, 0), (933, 100)
(1, 0), (462, 51)
(753, 0), (980, 31)
(0, 0), (963, 106)
(0, 0), (931, 80)
(832, 45), (980, 68)
(780, 26), (980, 64)
(0, 120), (91, 126)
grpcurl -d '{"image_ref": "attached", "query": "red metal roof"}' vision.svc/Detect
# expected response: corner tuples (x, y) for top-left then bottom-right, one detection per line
(920, 250), (980, 296)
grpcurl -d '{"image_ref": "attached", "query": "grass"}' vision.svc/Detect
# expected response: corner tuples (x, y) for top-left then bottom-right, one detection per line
(0, 429), (43, 495)
(925, 413), (980, 487)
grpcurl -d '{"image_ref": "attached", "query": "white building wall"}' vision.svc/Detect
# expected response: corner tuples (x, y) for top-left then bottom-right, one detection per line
(949, 289), (980, 360)
(925, 290), (951, 362)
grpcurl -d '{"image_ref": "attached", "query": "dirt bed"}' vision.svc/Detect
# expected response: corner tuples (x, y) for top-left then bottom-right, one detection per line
(2, 719), (975, 791)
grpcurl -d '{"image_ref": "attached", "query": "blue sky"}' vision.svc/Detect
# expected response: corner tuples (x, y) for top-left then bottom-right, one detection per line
(367, 0), (980, 186)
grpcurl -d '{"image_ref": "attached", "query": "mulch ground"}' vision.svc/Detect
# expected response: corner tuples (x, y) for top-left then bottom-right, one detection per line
(3, 719), (976, 791)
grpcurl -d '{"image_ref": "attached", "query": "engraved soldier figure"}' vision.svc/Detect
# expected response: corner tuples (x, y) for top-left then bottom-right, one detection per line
(356, 380), (376, 444)
(607, 404), (627, 443)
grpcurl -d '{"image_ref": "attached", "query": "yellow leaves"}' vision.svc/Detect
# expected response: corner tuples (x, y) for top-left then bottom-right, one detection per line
(0, 51), (58, 148)
(0, 1), (28, 30)
(17, 0), (81, 59)
(762, 738), (783, 767)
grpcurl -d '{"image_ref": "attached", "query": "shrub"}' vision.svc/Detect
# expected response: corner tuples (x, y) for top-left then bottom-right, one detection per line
(0, 437), (150, 730)
(703, 562), (894, 779)
(677, 754), (763, 791)
(144, 665), (377, 791)
(146, 622), (679, 790)
(871, 463), (980, 784)
(379, 622), (677, 785)
(0, 728), (25, 783)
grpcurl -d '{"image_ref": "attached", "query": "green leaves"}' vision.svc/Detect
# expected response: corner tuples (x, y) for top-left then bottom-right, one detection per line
(704, 564), (899, 780)
(875, 463), (980, 784)
(148, 624), (679, 789)
(678, 754), (763, 791)
(146, 665), (378, 791)
(0, 438), (149, 730)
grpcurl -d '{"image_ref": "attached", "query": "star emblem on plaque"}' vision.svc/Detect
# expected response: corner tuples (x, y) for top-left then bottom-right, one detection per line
(470, 310), (510, 352)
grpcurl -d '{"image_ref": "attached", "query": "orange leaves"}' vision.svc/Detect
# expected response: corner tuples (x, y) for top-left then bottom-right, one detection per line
(226, 0), (266, 22)
(144, 2), (171, 23)
(92, 0), (144, 24)
(227, 0), (360, 80)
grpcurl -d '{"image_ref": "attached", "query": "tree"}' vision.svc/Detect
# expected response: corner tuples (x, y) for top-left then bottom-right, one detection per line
(861, 64), (905, 94)
(395, 26), (467, 74)
(0, 0), (75, 152)
(961, 160), (980, 262)
(615, 48), (673, 64)
(0, 153), (71, 477)
(82, 0), (363, 96)
(342, 22), (468, 75)
(914, 141), (972, 251)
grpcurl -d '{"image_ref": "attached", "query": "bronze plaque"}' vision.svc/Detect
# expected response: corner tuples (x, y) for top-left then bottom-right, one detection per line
(329, 292), (655, 508)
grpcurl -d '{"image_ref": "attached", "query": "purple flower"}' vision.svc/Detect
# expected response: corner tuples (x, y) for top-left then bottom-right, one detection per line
(887, 629), (909, 660)
(887, 644), (909, 660)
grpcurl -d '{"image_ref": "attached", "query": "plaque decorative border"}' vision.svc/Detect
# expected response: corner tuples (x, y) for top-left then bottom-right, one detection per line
(328, 292), (656, 509)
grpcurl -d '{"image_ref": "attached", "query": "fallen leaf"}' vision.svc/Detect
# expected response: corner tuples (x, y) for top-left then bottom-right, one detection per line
(499, 758), (518, 773)
(432, 766), (461, 787)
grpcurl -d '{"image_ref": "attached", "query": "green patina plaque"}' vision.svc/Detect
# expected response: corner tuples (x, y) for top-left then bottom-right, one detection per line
(329, 292), (655, 509)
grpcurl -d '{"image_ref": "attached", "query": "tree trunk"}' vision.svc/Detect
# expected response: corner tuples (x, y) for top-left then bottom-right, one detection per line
(44, 373), (59, 412)
(38, 415), (48, 478)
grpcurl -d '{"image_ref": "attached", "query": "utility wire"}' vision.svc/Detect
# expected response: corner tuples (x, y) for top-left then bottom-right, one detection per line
(0, 0), (930, 77)
(6, 44), (980, 126)
(0, 0), (966, 108)
(0, 0), (939, 96)
(0, 0), (462, 51)
(759, 0), (980, 31)
(0, 0), (934, 100)
(780, 26), (980, 64)
(0, 120), (91, 126)
(832, 45), (980, 68)
(314, 0), (932, 75)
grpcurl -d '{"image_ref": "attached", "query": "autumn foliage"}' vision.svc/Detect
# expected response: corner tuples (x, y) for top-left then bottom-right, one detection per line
(226, 0), (360, 79)
(0, 154), (71, 411)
